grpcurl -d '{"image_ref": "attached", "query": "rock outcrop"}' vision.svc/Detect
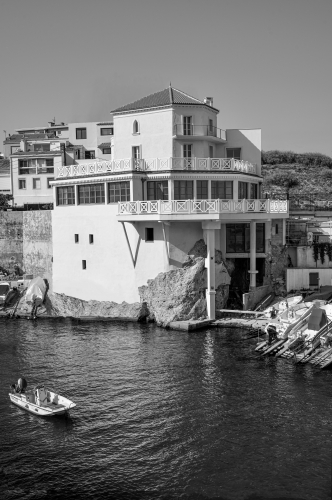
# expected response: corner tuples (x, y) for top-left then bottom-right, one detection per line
(17, 292), (149, 322)
(138, 239), (230, 327)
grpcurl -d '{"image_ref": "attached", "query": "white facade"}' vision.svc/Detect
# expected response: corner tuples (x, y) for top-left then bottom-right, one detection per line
(51, 86), (289, 318)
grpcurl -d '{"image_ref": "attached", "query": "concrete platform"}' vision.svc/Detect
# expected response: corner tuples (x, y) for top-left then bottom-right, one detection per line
(169, 319), (213, 331)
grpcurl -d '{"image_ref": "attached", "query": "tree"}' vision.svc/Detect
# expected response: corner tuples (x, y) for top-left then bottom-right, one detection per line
(0, 194), (13, 209)
(264, 171), (299, 198)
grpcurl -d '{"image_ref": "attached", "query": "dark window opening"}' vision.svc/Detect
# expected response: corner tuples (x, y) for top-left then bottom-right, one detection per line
(250, 183), (258, 199)
(226, 223), (265, 253)
(82, 260), (86, 270)
(100, 127), (113, 136)
(211, 181), (233, 199)
(76, 128), (87, 140)
(75, 234), (79, 243)
(238, 181), (248, 199)
(147, 181), (168, 201)
(85, 150), (95, 160)
(196, 180), (208, 200)
(102, 148), (112, 154)
(174, 180), (193, 200)
(145, 228), (154, 242)
(57, 186), (75, 205)
(89, 234), (94, 244)
(226, 148), (241, 160)
(275, 224), (279, 234)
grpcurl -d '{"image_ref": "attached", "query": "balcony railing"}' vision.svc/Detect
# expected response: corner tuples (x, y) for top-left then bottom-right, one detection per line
(173, 124), (226, 140)
(56, 157), (257, 178)
(118, 199), (288, 216)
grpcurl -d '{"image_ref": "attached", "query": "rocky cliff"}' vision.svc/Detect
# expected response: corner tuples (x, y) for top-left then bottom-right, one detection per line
(138, 239), (230, 327)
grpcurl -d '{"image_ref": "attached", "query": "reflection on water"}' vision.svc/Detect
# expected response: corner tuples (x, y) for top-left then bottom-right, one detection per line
(0, 319), (331, 499)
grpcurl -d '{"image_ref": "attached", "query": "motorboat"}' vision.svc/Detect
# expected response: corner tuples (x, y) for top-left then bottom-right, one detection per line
(256, 301), (316, 354)
(263, 295), (303, 319)
(9, 378), (76, 417)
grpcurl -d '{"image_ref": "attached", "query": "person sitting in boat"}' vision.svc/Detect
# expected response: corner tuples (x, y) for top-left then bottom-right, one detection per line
(270, 307), (277, 319)
(266, 324), (278, 345)
(288, 308), (295, 319)
(10, 377), (27, 394)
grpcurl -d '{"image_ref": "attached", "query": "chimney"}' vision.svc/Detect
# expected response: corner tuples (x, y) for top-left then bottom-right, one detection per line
(204, 97), (213, 107)
(20, 139), (27, 152)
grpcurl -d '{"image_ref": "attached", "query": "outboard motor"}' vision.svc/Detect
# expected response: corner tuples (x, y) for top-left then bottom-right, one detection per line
(17, 377), (27, 393)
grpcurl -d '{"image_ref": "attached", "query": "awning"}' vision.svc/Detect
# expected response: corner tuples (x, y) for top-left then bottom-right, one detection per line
(98, 143), (112, 149)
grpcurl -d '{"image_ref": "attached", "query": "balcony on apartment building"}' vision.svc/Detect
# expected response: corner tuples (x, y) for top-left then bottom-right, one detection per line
(173, 124), (226, 141)
(56, 157), (257, 178)
(117, 198), (288, 221)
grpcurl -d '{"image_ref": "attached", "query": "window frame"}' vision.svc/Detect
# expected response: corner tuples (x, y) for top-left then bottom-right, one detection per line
(226, 148), (241, 160)
(147, 181), (168, 201)
(84, 150), (95, 160)
(108, 181), (130, 203)
(174, 180), (194, 200)
(18, 179), (26, 190)
(47, 177), (54, 189)
(100, 127), (113, 136)
(133, 120), (140, 134)
(57, 186), (76, 206)
(211, 180), (233, 200)
(78, 183), (105, 205)
(102, 148), (112, 155)
(196, 180), (208, 200)
(76, 128), (87, 140)
(32, 178), (41, 190)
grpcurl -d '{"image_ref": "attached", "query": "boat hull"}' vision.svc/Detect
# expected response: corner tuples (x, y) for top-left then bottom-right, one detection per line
(9, 392), (75, 417)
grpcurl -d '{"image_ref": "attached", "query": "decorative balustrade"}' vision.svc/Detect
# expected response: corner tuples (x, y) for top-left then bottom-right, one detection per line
(56, 157), (257, 178)
(118, 199), (288, 216)
(173, 124), (226, 140)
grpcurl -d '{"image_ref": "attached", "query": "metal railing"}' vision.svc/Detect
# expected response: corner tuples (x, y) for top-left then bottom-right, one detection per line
(118, 199), (288, 216)
(56, 157), (257, 178)
(173, 124), (226, 140)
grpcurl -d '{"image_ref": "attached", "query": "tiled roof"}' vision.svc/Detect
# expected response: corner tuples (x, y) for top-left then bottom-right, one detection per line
(0, 159), (10, 174)
(111, 86), (219, 114)
(98, 142), (112, 148)
(4, 133), (54, 142)
(96, 122), (114, 126)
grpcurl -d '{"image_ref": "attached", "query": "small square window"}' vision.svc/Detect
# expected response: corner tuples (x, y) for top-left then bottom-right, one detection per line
(76, 128), (87, 140)
(19, 179), (26, 190)
(100, 128), (113, 136)
(145, 228), (154, 242)
(89, 234), (94, 244)
(33, 178), (41, 189)
(102, 148), (112, 154)
(82, 260), (86, 270)
(75, 234), (79, 243)
(47, 178), (54, 189)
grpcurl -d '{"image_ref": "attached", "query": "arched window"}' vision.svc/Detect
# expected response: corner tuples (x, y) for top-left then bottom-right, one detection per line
(133, 120), (139, 134)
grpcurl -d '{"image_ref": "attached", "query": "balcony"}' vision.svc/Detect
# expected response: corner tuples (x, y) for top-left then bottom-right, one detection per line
(173, 124), (226, 141)
(118, 199), (288, 220)
(56, 157), (257, 178)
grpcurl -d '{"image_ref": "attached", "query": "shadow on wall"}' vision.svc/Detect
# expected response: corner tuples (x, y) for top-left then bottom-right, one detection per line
(226, 129), (262, 175)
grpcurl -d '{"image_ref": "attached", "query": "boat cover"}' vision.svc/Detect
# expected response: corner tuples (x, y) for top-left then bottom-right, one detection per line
(304, 286), (332, 303)
(25, 277), (47, 306)
(307, 308), (328, 331)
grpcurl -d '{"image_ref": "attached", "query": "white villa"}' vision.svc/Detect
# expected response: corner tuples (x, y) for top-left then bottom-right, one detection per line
(51, 86), (288, 319)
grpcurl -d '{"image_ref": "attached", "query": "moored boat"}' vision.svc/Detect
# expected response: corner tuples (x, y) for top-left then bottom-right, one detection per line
(9, 379), (76, 417)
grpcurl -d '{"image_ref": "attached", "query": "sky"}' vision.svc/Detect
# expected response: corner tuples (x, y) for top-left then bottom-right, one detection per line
(0, 0), (331, 156)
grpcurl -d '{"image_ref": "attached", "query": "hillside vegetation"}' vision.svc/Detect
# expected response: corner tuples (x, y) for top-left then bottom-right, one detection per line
(261, 150), (332, 198)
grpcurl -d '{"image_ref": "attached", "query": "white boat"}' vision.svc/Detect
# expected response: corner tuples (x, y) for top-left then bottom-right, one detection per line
(263, 295), (303, 318)
(9, 383), (76, 417)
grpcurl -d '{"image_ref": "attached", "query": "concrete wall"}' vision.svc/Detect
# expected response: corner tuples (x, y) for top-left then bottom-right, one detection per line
(225, 129), (262, 175)
(52, 203), (208, 303)
(23, 211), (53, 289)
(243, 284), (273, 310)
(0, 211), (52, 283)
(287, 268), (332, 291)
(296, 246), (332, 268)
(0, 211), (23, 272)
(113, 109), (173, 160)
